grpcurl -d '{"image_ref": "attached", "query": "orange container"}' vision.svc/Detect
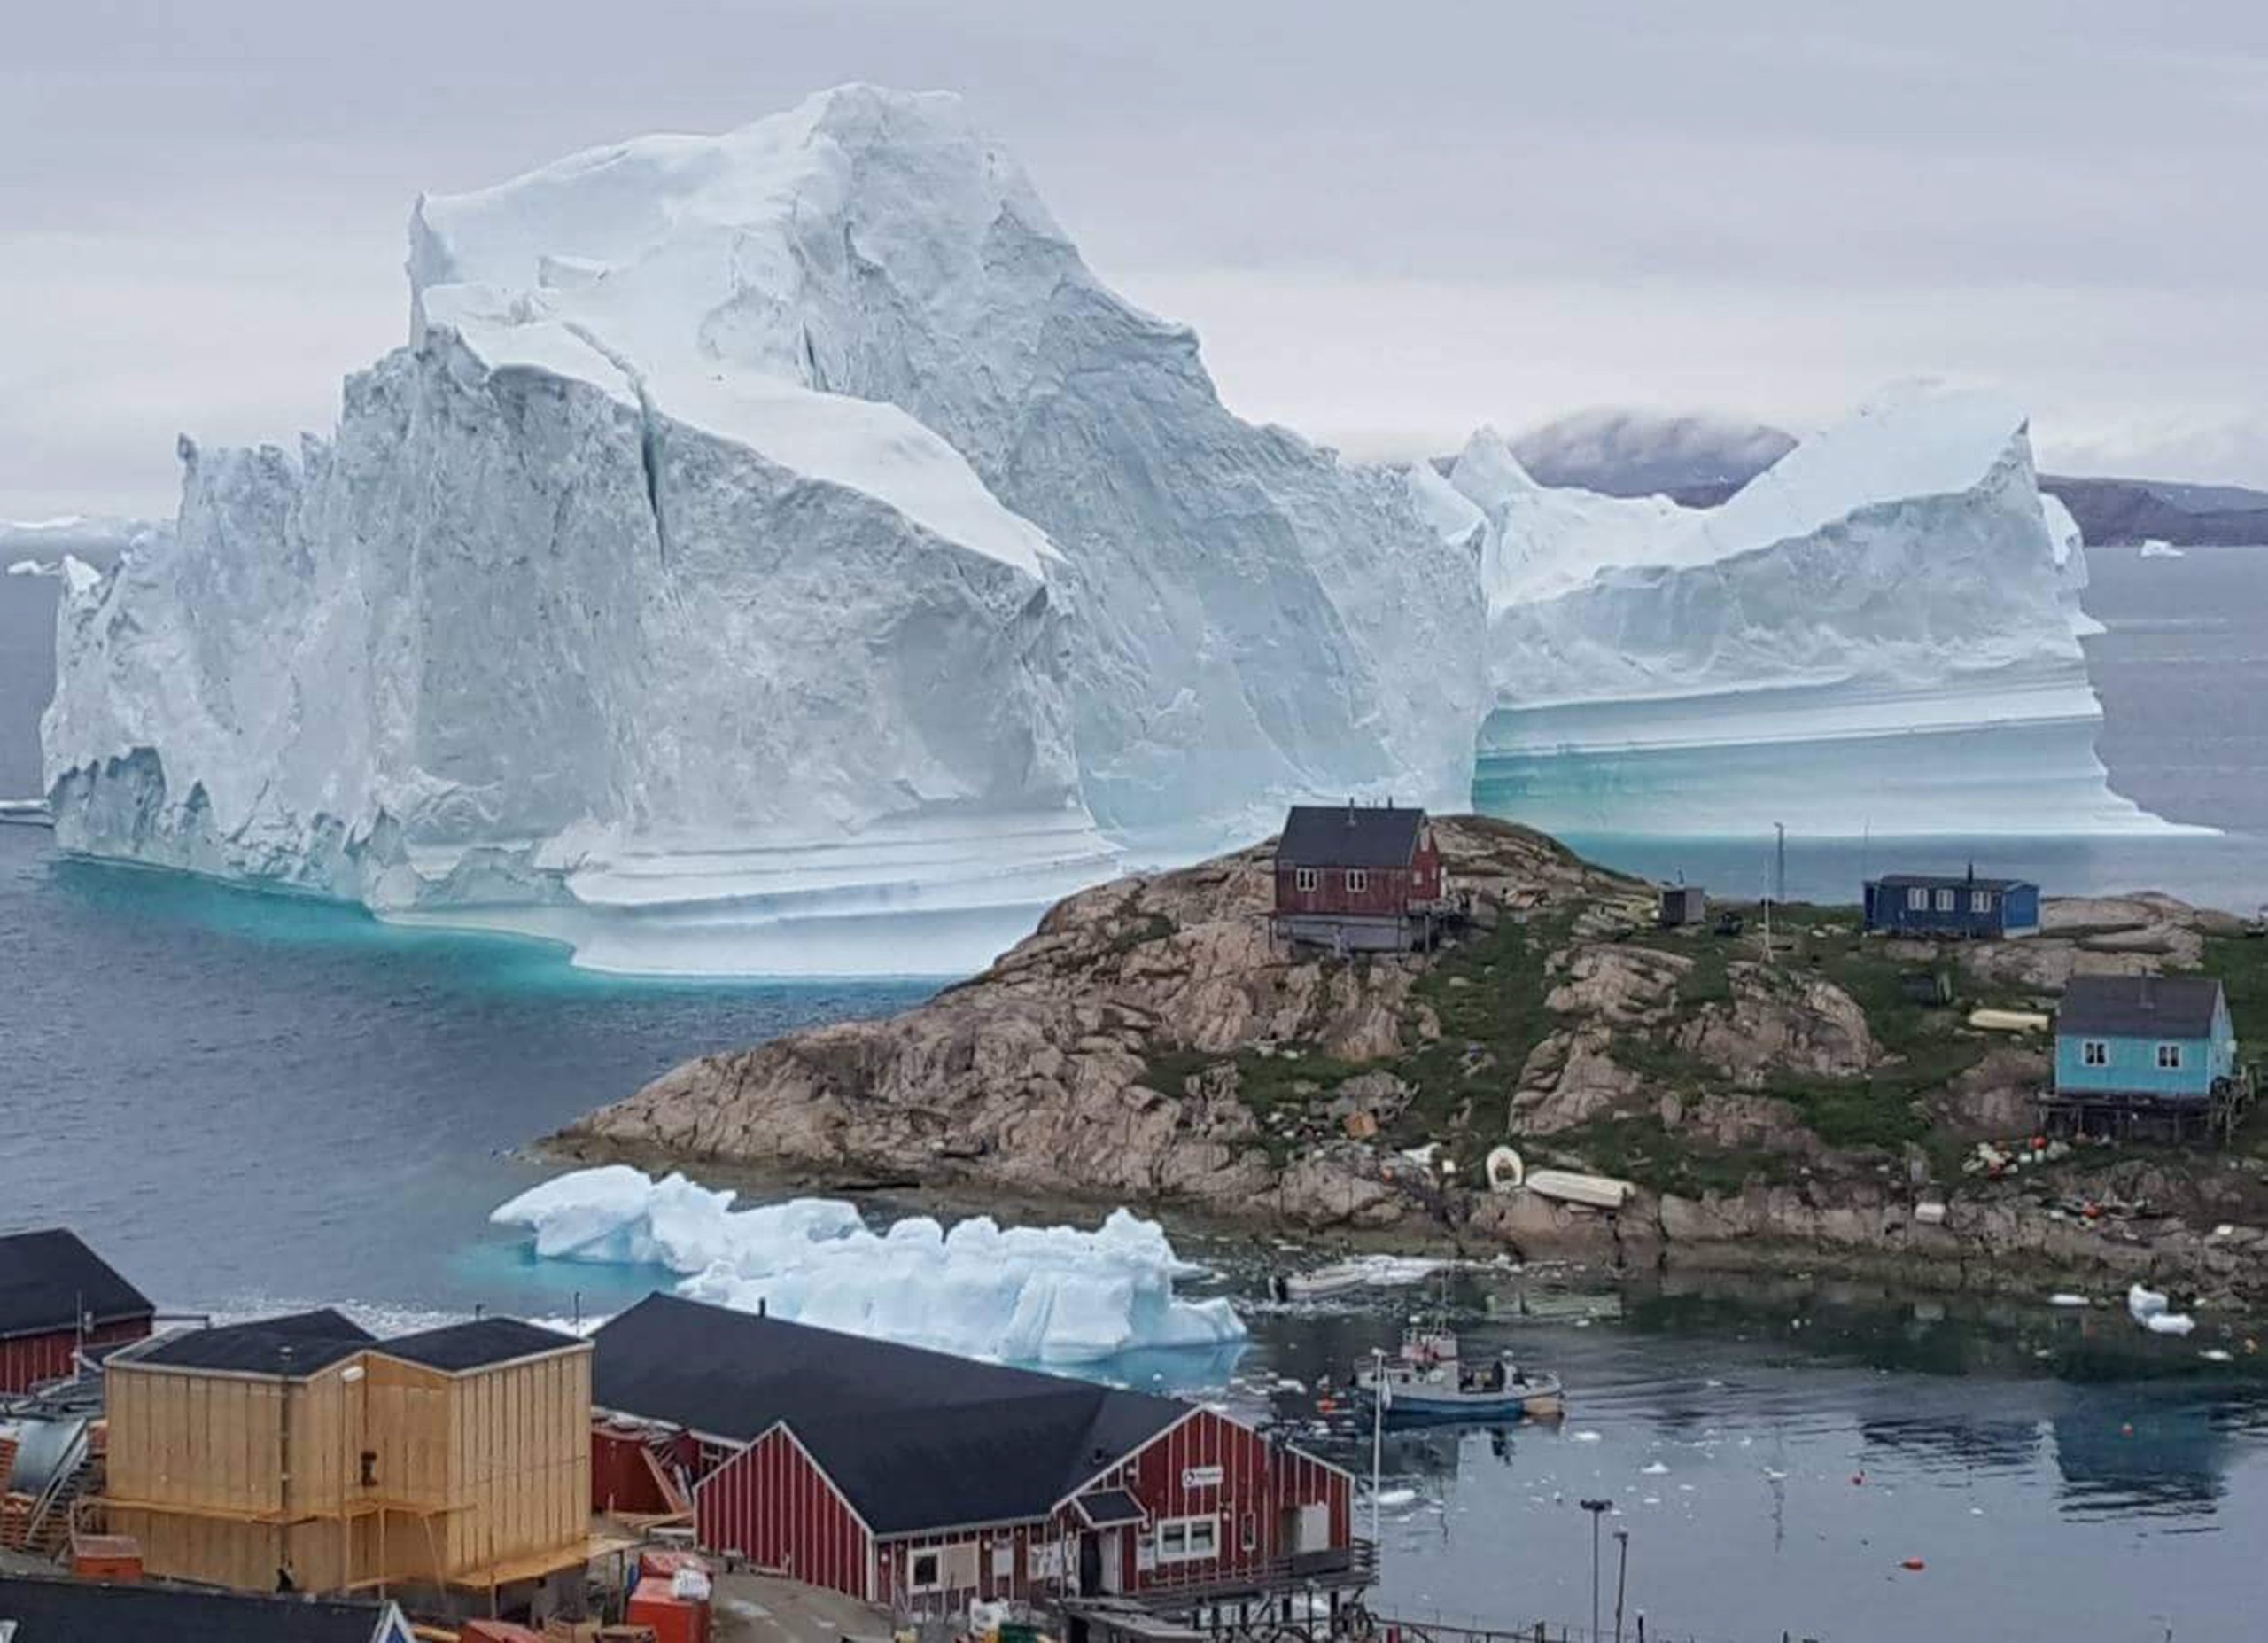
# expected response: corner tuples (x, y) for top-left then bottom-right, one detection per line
(626, 1589), (710, 1643)
(70, 1532), (144, 1582)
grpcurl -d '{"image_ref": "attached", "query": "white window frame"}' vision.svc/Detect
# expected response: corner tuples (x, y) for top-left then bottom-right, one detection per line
(2157, 1042), (2184, 1071)
(1907, 887), (1929, 911)
(1240, 1511), (1258, 1553)
(1969, 890), (1992, 914)
(1345, 868), (1369, 894)
(1293, 868), (1317, 892)
(908, 1550), (944, 1593)
(2081, 1040), (2109, 1068)
(1934, 888), (1956, 913)
(1155, 1514), (1219, 1565)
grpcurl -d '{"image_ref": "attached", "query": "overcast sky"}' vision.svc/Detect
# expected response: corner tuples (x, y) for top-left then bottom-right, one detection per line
(4, 0), (2264, 518)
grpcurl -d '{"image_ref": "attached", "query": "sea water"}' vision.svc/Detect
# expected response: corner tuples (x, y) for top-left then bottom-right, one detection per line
(3, 547), (2267, 1640)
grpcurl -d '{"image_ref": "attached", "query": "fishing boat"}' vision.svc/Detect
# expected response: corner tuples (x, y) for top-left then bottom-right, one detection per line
(1351, 1317), (1563, 1422)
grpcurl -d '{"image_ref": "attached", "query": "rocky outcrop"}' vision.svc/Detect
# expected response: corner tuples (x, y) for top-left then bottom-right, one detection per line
(568, 815), (1623, 1216)
(563, 816), (2263, 1302)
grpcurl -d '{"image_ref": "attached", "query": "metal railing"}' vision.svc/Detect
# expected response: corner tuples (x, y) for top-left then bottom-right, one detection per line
(1096, 1539), (1379, 1611)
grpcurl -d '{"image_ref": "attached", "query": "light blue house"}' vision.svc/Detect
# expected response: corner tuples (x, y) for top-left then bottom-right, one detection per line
(2052, 975), (2241, 1139)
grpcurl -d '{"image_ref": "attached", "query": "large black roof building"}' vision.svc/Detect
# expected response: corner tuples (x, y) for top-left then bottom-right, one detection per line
(592, 1294), (1184, 1533)
(1275, 804), (1429, 869)
(0, 1228), (153, 1343)
(0, 1576), (412, 1643)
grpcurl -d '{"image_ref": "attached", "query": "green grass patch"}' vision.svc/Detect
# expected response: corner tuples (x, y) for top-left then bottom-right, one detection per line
(1393, 912), (1573, 1156)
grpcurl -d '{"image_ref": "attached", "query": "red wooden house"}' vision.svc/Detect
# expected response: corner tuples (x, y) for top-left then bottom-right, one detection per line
(0, 1228), (154, 1395)
(589, 1296), (1363, 1623)
(1271, 804), (1446, 954)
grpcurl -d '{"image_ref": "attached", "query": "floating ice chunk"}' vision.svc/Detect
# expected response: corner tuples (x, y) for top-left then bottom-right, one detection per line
(2048, 1293), (2091, 1307)
(491, 1165), (1244, 1364)
(2201, 1348), (2234, 1363)
(1572, 1430), (1604, 1444)
(1372, 1488), (1418, 1508)
(2126, 1283), (2170, 1320)
(2138, 539), (2186, 559)
(2144, 1312), (2196, 1336)
(1640, 1461), (1669, 1476)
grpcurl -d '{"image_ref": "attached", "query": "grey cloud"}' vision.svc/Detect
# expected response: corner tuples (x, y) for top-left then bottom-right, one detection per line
(3, 0), (2263, 516)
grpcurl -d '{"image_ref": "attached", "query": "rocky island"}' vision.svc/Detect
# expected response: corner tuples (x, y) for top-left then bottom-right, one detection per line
(560, 817), (2268, 1307)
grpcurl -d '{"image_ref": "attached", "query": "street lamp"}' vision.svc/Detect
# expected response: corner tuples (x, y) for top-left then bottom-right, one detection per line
(1578, 1499), (1612, 1642)
(1612, 1528), (1629, 1643)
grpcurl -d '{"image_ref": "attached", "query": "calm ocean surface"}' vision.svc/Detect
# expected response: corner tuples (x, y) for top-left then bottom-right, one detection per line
(3, 546), (2266, 1640)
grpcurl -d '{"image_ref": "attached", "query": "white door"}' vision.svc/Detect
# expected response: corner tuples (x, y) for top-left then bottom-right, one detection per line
(1100, 1528), (1124, 1592)
(1294, 1502), (1330, 1553)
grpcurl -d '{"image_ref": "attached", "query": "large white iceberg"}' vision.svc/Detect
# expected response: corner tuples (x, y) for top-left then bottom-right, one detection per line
(43, 86), (1480, 973)
(488, 1164), (1246, 1365)
(41, 89), (2182, 976)
(1451, 387), (2183, 837)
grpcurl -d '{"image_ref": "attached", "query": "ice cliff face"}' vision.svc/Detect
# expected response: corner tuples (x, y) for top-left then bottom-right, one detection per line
(43, 87), (1481, 972)
(1450, 387), (2170, 837)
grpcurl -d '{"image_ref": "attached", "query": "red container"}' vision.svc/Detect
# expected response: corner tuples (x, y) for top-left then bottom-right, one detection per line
(637, 1549), (707, 1581)
(626, 1589), (710, 1643)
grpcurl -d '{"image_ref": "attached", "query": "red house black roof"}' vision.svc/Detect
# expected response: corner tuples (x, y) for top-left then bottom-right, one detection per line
(594, 1294), (1187, 1535)
(1276, 805), (1427, 869)
(0, 1228), (153, 1343)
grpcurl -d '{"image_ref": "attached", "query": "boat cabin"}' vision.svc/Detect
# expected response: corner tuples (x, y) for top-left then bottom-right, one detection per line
(1271, 804), (1446, 954)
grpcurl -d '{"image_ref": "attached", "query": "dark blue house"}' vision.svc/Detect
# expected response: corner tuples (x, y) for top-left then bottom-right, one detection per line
(1863, 871), (2039, 938)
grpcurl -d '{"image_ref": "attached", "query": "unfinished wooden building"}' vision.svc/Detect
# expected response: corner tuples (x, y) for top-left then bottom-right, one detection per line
(101, 1311), (594, 1600)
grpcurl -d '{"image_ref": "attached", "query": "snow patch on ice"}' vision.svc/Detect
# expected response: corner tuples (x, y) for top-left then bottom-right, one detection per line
(489, 1164), (1247, 1364)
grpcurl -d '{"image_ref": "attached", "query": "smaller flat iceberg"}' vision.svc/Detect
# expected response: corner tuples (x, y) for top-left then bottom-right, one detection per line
(490, 1164), (1246, 1365)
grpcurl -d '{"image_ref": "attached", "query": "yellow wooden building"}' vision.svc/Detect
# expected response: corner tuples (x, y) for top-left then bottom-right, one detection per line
(102, 1310), (595, 1599)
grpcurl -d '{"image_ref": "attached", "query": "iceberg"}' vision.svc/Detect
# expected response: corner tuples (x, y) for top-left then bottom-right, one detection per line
(43, 86), (1480, 974)
(488, 1164), (1246, 1364)
(1451, 386), (2187, 837)
(40, 89), (2183, 975)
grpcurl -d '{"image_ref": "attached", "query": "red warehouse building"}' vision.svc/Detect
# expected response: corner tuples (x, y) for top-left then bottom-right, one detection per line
(0, 1228), (154, 1395)
(1271, 805), (1446, 954)
(590, 1296), (1365, 1621)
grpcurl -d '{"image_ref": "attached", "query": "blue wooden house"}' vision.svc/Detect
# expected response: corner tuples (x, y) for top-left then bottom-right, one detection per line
(1862, 871), (2039, 938)
(2050, 975), (2245, 1140)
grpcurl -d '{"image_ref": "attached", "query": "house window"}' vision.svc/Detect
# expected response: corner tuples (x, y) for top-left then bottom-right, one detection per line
(1240, 1512), (1258, 1553)
(1293, 868), (1317, 892)
(1934, 889), (1956, 912)
(2158, 1043), (2184, 1071)
(1156, 1515), (1219, 1564)
(910, 1551), (943, 1592)
(1907, 887), (1929, 911)
(1345, 869), (1369, 894)
(1970, 890), (1992, 913)
(2082, 1040), (2109, 1067)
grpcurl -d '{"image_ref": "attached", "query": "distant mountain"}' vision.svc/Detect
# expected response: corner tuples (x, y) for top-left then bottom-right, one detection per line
(1508, 409), (1796, 502)
(2035, 475), (2268, 548)
(1507, 409), (2268, 543)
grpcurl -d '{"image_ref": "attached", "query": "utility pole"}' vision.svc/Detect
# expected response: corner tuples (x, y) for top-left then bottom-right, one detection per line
(1579, 1499), (1611, 1642)
(1774, 822), (1786, 905)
